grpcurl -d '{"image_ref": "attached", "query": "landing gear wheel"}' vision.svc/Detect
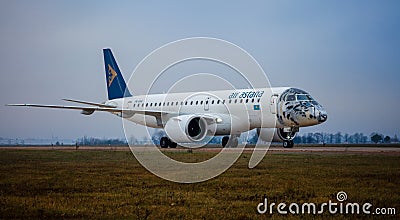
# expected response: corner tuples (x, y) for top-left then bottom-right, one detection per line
(160, 137), (170, 148)
(229, 137), (239, 148)
(169, 141), (177, 148)
(283, 140), (294, 148)
(222, 136), (229, 147)
(222, 136), (239, 148)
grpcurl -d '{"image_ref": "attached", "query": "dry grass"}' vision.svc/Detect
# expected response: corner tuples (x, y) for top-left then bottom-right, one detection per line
(0, 149), (399, 219)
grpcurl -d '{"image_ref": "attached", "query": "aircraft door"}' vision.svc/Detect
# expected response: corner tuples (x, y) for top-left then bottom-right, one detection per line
(125, 100), (132, 109)
(204, 97), (210, 111)
(270, 95), (278, 114)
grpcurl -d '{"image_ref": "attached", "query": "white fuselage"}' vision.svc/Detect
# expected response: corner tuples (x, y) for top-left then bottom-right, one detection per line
(105, 87), (291, 135)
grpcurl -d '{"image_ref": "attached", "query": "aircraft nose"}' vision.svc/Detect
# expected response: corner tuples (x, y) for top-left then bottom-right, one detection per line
(318, 109), (328, 123)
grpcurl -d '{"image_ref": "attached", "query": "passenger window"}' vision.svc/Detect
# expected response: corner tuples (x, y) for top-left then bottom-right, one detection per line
(196, 101), (198, 105)
(190, 101), (193, 105)
(223, 100), (225, 104)
(240, 99), (243, 103)
(185, 101), (188, 105)
(212, 100), (214, 104)
(229, 100), (232, 104)
(246, 99), (249, 103)
(146, 103), (148, 107)
(176, 101), (178, 105)
(251, 98), (254, 103)
(234, 99), (238, 103)
(217, 100), (220, 104)
(200, 101), (203, 105)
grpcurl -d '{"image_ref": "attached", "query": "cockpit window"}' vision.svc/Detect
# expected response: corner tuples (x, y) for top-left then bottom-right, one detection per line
(286, 95), (295, 101)
(279, 88), (315, 102)
(296, 94), (314, 101)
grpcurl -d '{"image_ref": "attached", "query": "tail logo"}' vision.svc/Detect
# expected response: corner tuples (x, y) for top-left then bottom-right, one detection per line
(107, 64), (117, 87)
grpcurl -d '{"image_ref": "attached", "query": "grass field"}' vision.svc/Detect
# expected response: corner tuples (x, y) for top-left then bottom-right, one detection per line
(0, 149), (399, 219)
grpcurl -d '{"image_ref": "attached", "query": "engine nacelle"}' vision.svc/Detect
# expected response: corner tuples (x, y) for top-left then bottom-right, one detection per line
(81, 109), (95, 115)
(257, 128), (298, 142)
(164, 115), (208, 143)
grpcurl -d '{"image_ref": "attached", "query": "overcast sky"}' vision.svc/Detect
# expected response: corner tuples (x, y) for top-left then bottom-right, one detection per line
(1, 1), (399, 139)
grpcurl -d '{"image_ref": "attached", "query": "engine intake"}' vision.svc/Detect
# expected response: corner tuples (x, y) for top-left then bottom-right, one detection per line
(164, 115), (208, 143)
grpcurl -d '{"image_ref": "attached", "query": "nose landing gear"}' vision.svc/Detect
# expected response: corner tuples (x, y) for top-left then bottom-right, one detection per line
(278, 127), (298, 148)
(283, 140), (294, 148)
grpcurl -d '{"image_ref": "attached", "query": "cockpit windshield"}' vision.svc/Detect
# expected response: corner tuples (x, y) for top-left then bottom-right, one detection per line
(280, 88), (317, 103)
(286, 95), (296, 101)
(296, 94), (314, 101)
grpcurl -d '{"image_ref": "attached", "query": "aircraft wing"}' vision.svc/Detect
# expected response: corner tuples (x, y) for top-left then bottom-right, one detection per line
(6, 104), (124, 113)
(6, 104), (174, 118)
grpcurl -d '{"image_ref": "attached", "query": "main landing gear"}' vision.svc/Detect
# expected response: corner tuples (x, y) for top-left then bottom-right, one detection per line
(160, 136), (240, 148)
(221, 135), (239, 148)
(159, 137), (177, 148)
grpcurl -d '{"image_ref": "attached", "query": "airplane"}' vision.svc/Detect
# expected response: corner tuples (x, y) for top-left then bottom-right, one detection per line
(7, 49), (327, 148)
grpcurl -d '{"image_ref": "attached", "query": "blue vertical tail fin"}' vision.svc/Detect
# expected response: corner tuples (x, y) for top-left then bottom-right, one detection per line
(103, 48), (132, 100)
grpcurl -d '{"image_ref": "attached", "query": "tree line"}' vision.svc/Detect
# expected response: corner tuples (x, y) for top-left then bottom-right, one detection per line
(292, 132), (398, 144)
(76, 136), (127, 146)
(75, 131), (399, 146)
(136, 130), (399, 145)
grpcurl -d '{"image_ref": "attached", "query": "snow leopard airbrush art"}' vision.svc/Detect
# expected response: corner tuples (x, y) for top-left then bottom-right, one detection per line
(277, 88), (327, 127)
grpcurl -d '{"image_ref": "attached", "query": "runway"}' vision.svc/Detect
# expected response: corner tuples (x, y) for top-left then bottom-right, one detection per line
(1, 144), (400, 155)
(263, 146), (400, 155)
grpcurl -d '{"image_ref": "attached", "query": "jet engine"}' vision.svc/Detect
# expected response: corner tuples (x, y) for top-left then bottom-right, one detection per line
(164, 115), (208, 143)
